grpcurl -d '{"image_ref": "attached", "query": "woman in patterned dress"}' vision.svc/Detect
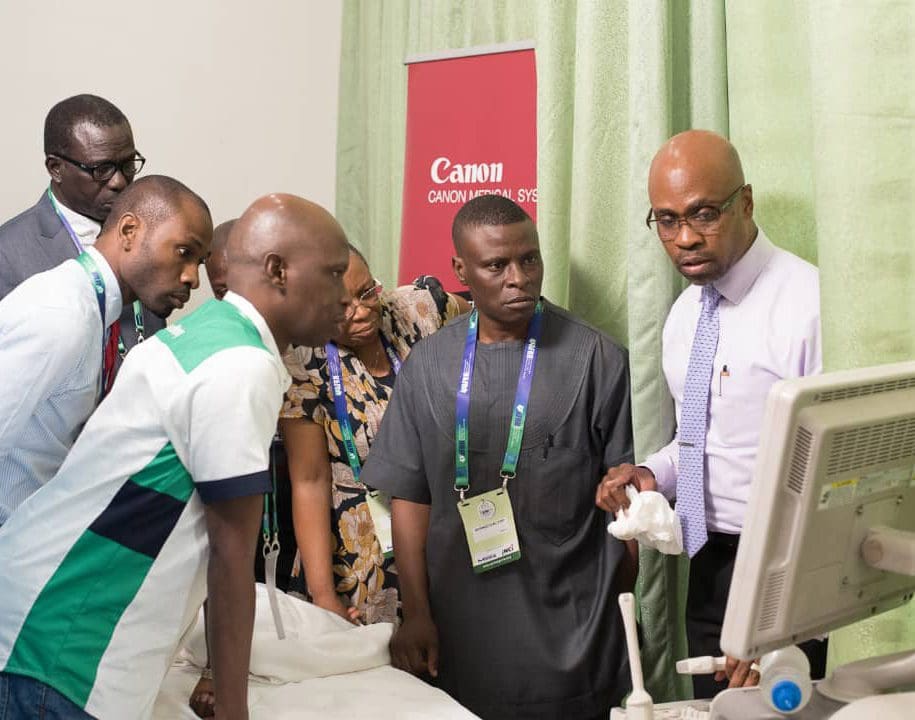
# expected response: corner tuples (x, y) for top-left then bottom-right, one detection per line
(280, 246), (467, 624)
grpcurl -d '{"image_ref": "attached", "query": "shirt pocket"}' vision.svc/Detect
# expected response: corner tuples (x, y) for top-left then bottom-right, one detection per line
(711, 358), (779, 449)
(517, 444), (597, 547)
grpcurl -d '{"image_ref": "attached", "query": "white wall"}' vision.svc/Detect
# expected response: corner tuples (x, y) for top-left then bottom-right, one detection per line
(0, 0), (343, 315)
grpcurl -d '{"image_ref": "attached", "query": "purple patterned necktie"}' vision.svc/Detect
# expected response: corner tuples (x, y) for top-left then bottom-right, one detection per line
(677, 284), (722, 558)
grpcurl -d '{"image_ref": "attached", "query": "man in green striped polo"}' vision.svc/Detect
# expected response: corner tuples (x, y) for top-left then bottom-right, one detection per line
(0, 194), (352, 720)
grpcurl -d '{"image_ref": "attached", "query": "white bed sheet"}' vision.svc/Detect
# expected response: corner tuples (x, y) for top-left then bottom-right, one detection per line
(154, 663), (479, 719)
(152, 585), (478, 719)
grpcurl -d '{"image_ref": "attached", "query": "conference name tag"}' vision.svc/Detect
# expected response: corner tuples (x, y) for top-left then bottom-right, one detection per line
(366, 490), (394, 559)
(457, 486), (521, 573)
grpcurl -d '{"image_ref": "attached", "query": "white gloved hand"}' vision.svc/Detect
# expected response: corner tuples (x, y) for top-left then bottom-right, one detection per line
(607, 485), (683, 555)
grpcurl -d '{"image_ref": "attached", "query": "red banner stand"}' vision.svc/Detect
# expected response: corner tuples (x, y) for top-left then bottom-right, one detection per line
(400, 44), (537, 290)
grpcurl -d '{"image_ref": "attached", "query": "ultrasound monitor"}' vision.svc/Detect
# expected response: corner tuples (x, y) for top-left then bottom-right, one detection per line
(721, 360), (915, 661)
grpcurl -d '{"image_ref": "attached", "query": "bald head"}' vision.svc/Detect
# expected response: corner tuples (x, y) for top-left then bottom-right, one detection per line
(206, 219), (235, 299)
(647, 130), (756, 285)
(226, 194), (351, 349)
(212, 219), (235, 254)
(227, 195), (340, 268)
(649, 130), (744, 200)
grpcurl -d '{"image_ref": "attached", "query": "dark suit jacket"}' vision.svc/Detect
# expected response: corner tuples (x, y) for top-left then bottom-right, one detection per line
(0, 192), (165, 352)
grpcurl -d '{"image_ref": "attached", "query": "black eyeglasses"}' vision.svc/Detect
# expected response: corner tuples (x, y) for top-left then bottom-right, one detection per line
(646, 184), (746, 242)
(53, 152), (146, 183)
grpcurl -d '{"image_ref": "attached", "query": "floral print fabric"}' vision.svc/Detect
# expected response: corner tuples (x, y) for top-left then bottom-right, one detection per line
(281, 277), (463, 623)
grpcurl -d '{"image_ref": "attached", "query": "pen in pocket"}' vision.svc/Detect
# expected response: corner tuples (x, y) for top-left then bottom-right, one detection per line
(718, 364), (729, 396)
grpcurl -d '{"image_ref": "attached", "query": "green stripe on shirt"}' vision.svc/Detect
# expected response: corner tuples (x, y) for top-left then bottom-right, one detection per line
(129, 441), (194, 502)
(3, 531), (153, 708)
(3, 443), (193, 708)
(156, 299), (268, 372)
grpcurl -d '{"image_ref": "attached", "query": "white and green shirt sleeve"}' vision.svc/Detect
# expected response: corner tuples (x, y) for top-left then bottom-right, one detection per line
(0, 292), (290, 720)
(158, 297), (283, 503)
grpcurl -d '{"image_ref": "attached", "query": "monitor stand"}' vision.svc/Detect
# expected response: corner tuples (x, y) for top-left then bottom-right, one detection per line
(818, 649), (915, 702)
(816, 526), (915, 703)
(709, 684), (845, 719)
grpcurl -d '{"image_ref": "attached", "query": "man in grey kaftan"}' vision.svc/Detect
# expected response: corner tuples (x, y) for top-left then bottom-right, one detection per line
(361, 195), (634, 720)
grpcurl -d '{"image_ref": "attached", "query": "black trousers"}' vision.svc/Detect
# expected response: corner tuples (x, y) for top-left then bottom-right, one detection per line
(686, 532), (828, 699)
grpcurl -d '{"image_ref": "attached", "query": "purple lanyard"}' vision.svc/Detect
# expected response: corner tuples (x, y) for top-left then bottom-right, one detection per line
(47, 187), (85, 253)
(454, 302), (544, 497)
(380, 334), (403, 375)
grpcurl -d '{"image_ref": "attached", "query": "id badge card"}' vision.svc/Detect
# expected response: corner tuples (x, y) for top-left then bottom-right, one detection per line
(366, 490), (394, 559)
(457, 486), (521, 573)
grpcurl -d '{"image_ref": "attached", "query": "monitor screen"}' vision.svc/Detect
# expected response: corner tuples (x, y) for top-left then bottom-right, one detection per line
(721, 360), (915, 660)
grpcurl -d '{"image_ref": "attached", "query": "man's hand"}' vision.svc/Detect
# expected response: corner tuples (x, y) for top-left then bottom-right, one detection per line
(390, 613), (439, 678)
(388, 498), (437, 677)
(595, 464), (657, 514)
(189, 674), (215, 718)
(312, 589), (361, 625)
(717, 655), (761, 688)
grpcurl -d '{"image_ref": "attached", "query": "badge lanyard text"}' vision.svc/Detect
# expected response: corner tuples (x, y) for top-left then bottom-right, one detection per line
(454, 302), (543, 500)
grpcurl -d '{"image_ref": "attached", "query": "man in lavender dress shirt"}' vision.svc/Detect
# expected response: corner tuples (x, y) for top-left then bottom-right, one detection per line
(596, 130), (824, 698)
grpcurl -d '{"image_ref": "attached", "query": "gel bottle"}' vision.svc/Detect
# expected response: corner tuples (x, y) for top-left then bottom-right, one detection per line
(759, 645), (813, 714)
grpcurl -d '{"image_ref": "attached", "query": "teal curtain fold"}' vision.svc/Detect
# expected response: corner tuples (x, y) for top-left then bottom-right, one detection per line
(336, 0), (915, 701)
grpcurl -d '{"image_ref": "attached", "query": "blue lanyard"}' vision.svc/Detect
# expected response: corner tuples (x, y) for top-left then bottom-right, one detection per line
(47, 186), (144, 353)
(454, 302), (544, 498)
(75, 252), (109, 398)
(326, 337), (402, 482)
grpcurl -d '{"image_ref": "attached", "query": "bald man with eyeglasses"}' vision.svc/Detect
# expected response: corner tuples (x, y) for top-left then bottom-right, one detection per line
(0, 93), (164, 352)
(596, 129), (826, 698)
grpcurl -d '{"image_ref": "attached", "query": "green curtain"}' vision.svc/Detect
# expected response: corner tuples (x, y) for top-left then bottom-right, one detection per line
(336, 0), (915, 701)
(728, 0), (915, 669)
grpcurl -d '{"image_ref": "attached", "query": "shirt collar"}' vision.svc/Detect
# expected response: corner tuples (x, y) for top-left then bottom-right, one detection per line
(83, 246), (123, 328)
(711, 228), (775, 305)
(51, 189), (102, 245)
(223, 291), (291, 384)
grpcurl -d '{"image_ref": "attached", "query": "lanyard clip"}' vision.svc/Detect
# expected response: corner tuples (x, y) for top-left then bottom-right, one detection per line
(500, 471), (514, 490)
(262, 533), (280, 558)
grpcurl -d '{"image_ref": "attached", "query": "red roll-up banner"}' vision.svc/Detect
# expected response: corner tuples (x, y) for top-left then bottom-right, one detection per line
(399, 45), (537, 290)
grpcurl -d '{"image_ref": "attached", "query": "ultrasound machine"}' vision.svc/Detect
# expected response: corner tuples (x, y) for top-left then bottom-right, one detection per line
(613, 359), (915, 719)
